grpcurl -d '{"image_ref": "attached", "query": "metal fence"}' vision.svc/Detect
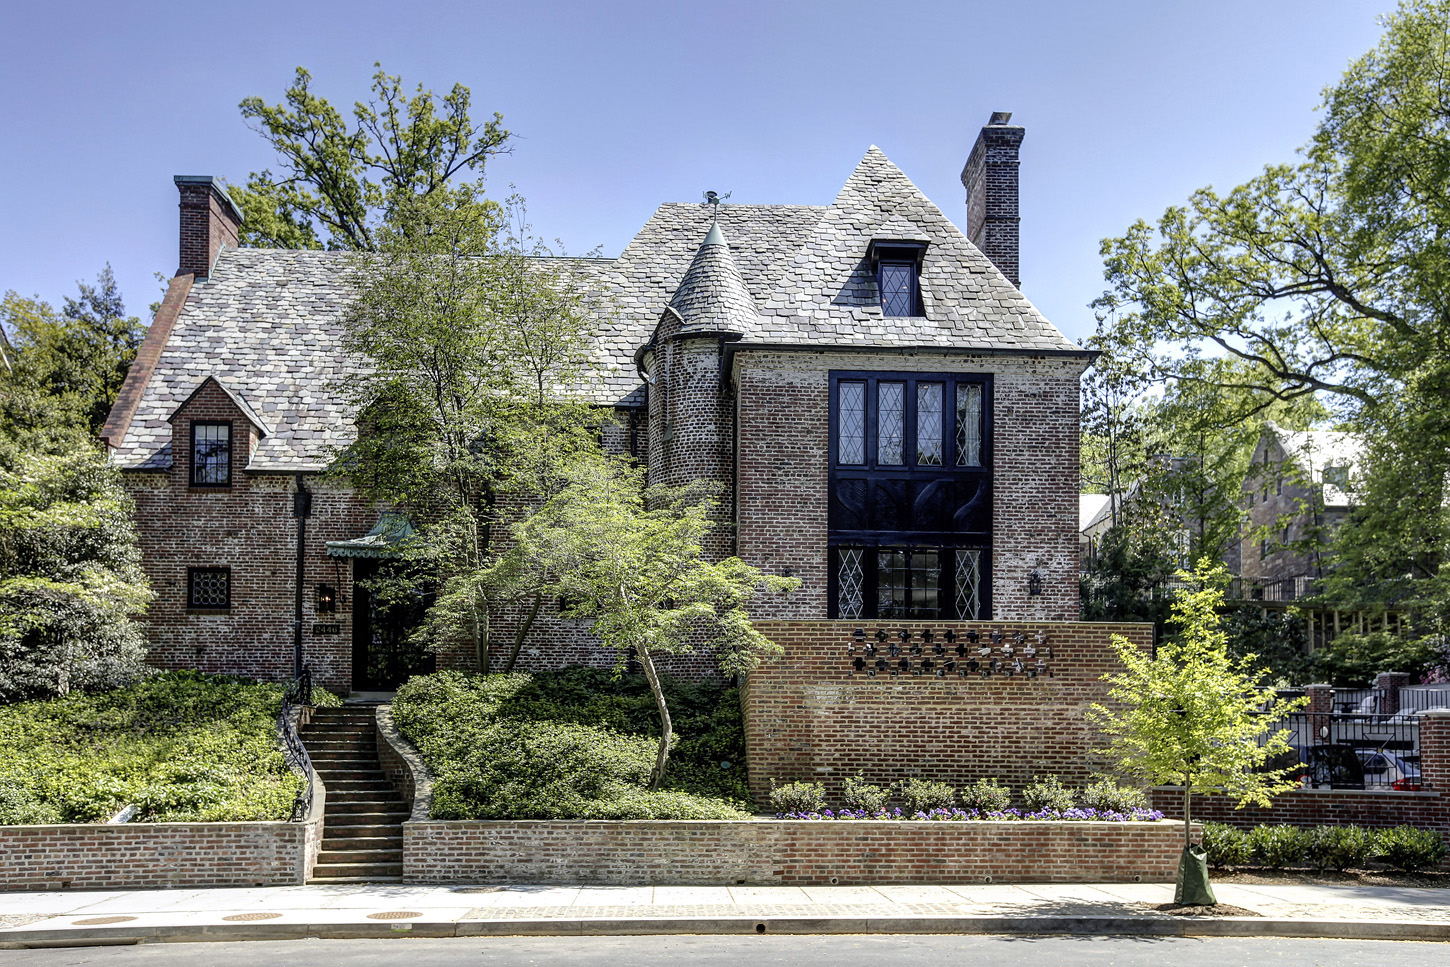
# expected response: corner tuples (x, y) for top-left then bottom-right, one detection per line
(1227, 575), (1321, 602)
(277, 669), (315, 823)
(1264, 712), (1421, 790)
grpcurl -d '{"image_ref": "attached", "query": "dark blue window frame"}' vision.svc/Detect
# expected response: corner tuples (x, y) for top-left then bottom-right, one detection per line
(827, 371), (993, 620)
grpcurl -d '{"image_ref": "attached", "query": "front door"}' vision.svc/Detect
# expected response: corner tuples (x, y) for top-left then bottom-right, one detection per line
(351, 559), (434, 690)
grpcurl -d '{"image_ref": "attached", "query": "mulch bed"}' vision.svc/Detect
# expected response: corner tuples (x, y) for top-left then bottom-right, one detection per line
(1149, 902), (1262, 917)
(1215, 868), (1450, 888)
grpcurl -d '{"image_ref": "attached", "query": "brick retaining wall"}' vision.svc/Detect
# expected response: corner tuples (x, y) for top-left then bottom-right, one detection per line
(402, 818), (1187, 885)
(1149, 787), (1450, 833)
(0, 820), (317, 891)
(742, 620), (1152, 802)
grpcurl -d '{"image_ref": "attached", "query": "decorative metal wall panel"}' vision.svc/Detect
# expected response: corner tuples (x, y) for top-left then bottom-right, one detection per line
(846, 626), (1055, 680)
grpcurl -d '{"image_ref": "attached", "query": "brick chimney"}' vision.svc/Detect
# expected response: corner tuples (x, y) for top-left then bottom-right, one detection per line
(174, 175), (243, 280)
(961, 112), (1025, 288)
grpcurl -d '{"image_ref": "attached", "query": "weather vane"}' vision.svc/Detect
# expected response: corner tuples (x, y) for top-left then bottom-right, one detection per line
(702, 189), (732, 222)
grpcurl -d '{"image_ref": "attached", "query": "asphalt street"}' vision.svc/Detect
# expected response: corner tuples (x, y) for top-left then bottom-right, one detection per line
(5, 935), (1450, 966)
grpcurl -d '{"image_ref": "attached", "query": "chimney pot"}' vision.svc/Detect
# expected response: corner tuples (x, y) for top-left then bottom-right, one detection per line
(961, 113), (1024, 288)
(174, 175), (243, 280)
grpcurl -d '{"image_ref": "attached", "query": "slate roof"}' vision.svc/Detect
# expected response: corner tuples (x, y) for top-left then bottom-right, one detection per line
(1265, 421), (1364, 508)
(111, 146), (1082, 473)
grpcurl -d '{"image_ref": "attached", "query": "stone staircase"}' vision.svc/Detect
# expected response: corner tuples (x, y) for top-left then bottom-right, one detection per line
(301, 705), (407, 882)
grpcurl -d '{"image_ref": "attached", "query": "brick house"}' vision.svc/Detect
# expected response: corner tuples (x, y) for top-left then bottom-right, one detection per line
(102, 114), (1093, 693)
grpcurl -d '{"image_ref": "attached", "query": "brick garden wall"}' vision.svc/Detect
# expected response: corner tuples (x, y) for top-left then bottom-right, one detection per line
(402, 818), (1185, 885)
(733, 351), (1087, 623)
(742, 620), (1151, 803)
(0, 821), (316, 891)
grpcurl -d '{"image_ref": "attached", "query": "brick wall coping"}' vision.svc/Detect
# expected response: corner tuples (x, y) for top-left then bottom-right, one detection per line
(410, 817), (1181, 828)
(376, 704), (433, 823)
(1153, 785), (1439, 801)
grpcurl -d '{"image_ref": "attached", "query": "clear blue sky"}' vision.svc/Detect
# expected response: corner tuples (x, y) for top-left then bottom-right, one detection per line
(1, 0), (1390, 343)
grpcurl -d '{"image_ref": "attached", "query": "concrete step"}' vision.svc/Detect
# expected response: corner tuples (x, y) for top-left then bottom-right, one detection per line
(322, 835), (402, 852)
(319, 847), (404, 865)
(322, 822), (405, 838)
(307, 875), (404, 885)
(325, 779), (397, 792)
(324, 810), (410, 825)
(310, 861), (404, 879)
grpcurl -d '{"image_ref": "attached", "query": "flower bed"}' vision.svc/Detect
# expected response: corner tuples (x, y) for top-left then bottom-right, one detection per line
(777, 806), (1167, 821)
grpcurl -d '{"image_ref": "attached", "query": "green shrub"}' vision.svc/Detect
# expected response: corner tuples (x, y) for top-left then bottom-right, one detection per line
(769, 780), (826, 815)
(959, 778), (1012, 813)
(1022, 774), (1076, 813)
(1374, 826), (1448, 872)
(0, 671), (301, 824)
(842, 775), (889, 813)
(1202, 822), (1250, 869)
(1247, 823), (1311, 869)
(1080, 779), (1148, 814)
(1307, 825), (1375, 872)
(394, 668), (752, 820)
(893, 778), (955, 814)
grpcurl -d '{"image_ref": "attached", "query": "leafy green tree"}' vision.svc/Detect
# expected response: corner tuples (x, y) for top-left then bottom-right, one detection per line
(1090, 1), (1450, 652)
(335, 186), (601, 672)
(0, 437), (152, 704)
(1092, 561), (1307, 902)
(233, 65), (508, 250)
(0, 267), (144, 437)
(512, 459), (796, 789)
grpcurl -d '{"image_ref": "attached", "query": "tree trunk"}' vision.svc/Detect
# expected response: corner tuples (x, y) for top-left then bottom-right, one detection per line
(504, 593), (544, 673)
(1183, 775), (1192, 849)
(471, 601), (490, 675)
(637, 642), (672, 790)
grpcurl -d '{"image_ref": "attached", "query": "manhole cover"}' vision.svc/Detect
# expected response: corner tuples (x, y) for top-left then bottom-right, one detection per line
(452, 887), (502, 894)
(72, 916), (137, 925)
(222, 912), (283, 922)
(366, 911), (422, 920)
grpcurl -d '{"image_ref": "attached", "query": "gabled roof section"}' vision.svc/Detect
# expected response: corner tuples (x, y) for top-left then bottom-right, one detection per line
(1263, 421), (1364, 507)
(166, 374), (272, 437)
(748, 147), (1079, 353)
(666, 222), (758, 335)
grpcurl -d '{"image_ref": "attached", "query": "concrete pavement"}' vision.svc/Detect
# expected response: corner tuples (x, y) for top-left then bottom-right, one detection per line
(5, 881), (1450, 947)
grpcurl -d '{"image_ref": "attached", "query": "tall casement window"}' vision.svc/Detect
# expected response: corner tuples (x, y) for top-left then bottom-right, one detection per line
(828, 371), (992, 620)
(190, 421), (232, 486)
(187, 567), (231, 610)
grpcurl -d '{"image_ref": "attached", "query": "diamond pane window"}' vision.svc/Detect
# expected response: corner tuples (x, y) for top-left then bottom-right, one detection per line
(878, 382), (905, 465)
(191, 422), (232, 486)
(879, 262), (916, 317)
(838, 381), (865, 464)
(917, 382), (943, 466)
(954, 549), (982, 620)
(955, 384), (983, 467)
(837, 547), (864, 619)
(188, 567), (231, 610)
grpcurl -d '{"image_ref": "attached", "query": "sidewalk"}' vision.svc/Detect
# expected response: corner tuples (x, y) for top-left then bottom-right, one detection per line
(7, 881), (1450, 947)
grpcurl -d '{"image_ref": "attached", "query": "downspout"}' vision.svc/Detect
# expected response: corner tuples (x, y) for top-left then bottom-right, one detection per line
(293, 474), (313, 680)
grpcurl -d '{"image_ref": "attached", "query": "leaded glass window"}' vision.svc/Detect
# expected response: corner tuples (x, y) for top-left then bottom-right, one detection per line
(188, 567), (231, 609)
(838, 381), (865, 464)
(954, 549), (982, 620)
(917, 382), (942, 466)
(878, 382), (904, 465)
(955, 383), (982, 467)
(191, 422), (232, 486)
(837, 546), (864, 619)
(877, 548), (940, 619)
(879, 262), (917, 316)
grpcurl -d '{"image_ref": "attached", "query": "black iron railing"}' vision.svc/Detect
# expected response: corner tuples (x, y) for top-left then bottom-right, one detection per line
(1262, 712), (1421, 790)
(278, 668), (315, 822)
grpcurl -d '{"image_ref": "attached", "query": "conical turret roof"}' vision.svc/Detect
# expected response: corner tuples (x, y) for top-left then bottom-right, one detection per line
(666, 220), (757, 334)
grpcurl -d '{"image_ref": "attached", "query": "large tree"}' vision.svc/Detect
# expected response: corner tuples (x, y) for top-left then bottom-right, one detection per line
(0, 267), (144, 437)
(1091, 1), (1450, 642)
(233, 65), (509, 251)
(335, 186), (601, 673)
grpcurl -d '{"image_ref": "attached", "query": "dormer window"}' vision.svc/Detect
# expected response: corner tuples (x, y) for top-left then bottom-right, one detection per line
(869, 239), (928, 317)
(191, 421), (232, 486)
(1323, 465), (1350, 490)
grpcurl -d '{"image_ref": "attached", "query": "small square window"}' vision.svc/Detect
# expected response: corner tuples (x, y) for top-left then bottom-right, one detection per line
(191, 421), (232, 486)
(188, 567), (231, 610)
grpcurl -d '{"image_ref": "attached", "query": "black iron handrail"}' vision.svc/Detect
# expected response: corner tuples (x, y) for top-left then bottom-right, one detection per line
(278, 668), (315, 823)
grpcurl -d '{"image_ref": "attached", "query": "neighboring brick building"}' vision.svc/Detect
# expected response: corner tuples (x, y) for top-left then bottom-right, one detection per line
(103, 114), (1094, 693)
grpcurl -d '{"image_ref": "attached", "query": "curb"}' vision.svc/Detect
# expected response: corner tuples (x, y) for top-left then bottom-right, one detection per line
(6, 914), (1450, 947)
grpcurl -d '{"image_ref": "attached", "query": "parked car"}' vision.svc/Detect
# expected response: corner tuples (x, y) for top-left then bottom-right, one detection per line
(1354, 748), (1422, 790)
